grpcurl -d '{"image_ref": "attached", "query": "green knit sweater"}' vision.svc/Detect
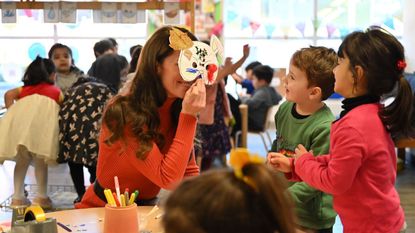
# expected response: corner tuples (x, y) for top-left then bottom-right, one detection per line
(271, 101), (337, 230)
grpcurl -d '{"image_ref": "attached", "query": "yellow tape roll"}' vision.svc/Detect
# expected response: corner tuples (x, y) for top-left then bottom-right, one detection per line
(24, 205), (46, 222)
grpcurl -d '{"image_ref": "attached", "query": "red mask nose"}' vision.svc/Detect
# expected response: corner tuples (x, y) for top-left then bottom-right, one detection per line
(207, 64), (218, 83)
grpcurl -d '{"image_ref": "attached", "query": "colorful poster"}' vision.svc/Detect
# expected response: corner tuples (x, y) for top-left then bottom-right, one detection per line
(164, 2), (180, 25)
(101, 2), (117, 23)
(44, 2), (59, 23)
(1, 2), (16, 24)
(121, 3), (137, 24)
(61, 2), (77, 23)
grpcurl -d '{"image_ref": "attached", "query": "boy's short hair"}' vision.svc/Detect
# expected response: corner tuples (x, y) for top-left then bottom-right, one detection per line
(245, 61), (262, 72)
(93, 39), (114, 58)
(291, 46), (337, 100)
(252, 65), (274, 84)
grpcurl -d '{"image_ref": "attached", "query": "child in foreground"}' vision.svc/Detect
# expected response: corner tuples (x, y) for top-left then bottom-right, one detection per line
(163, 149), (297, 233)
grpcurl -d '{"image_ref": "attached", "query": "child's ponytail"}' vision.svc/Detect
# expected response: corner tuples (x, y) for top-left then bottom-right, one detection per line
(381, 75), (415, 138)
(22, 56), (55, 86)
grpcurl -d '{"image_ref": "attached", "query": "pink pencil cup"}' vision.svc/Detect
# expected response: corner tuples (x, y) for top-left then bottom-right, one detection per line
(104, 203), (138, 233)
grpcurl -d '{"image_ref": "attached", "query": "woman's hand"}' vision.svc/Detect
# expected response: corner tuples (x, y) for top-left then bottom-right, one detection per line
(181, 79), (206, 117)
(267, 152), (292, 173)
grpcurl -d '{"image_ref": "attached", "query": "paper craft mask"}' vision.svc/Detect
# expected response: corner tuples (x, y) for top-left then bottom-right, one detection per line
(177, 35), (224, 85)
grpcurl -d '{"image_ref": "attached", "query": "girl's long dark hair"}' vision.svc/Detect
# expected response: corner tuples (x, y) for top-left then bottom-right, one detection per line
(103, 26), (197, 159)
(338, 26), (414, 138)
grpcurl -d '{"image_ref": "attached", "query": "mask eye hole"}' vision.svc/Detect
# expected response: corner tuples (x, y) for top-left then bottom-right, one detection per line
(205, 64), (210, 70)
(192, 62), (197, 68)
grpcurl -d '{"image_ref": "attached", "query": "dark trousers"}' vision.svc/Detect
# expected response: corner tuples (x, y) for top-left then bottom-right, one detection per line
(227, 93), (241, 137)
(317, 227), (333, 233)
(68, 161), (97, 197)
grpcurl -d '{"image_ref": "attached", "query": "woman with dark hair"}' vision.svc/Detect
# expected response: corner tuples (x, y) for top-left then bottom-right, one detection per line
(58, 54), (128, 203)
(76, 26), (205, 208)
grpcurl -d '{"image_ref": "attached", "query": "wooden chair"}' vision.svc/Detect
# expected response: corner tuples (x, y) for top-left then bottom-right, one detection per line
(235, 104), (279, 151)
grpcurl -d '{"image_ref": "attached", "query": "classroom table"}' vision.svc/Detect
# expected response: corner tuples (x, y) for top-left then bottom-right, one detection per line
(44, 206), (163, 233)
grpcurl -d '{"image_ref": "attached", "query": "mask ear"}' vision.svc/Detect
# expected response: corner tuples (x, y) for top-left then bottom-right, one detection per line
(210, 35), (224, 65)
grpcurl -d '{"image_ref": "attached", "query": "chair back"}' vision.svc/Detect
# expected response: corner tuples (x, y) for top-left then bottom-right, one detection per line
(264, 104), (280, 131)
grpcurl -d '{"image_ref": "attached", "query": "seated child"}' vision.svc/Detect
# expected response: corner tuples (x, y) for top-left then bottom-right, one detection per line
(241, 65), (282, 131)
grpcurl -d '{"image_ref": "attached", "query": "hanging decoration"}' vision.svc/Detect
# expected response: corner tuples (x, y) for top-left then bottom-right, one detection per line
(295, 22), (305, 37)
(164, 2), (181, 25)
(121, 2), (138, 24)
(383, 17), (395, 30)
(24, 9), (33, 18)
(312, 19), (321, 34)
(249, 21), (261, 35)
(241, 17), (250, 29)
(210, 21), (224, 37)
(61, 2), (76, 23)
(44, 2), (59, 23)
(1, 2), (16, 23)
(265, 24), (275, 39)
(227, 10), (237, 22)
(326, 24), (336, 38)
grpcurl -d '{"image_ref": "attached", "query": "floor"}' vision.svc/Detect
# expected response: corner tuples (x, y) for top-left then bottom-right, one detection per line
(1, 132), (414, 232)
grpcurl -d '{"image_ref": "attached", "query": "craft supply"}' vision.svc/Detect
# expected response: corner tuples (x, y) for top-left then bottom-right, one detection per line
(57, 222), (72, 232)
(146, 205), (159, 217)
(114, 176), (121, 203)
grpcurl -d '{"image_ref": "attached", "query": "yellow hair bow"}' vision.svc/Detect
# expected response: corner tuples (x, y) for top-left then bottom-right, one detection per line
(229, 148), (265, 190)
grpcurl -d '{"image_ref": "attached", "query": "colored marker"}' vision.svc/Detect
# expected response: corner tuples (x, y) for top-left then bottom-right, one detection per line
(112, 192), (120, 207)
(104, 189), (116, 207)
(114, 176), (121, 204)
(103, 189), (112, 205)
(120, 194), (126, 207)
(124, 188), (129, 206)
(128, 193), (136, 206)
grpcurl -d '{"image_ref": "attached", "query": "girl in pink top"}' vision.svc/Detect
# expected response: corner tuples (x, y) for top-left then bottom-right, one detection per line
(268, 26), (412, 233)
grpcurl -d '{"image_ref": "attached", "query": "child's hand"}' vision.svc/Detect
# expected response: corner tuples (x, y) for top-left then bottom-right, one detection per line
(242, 44), (250, 58)
(267, 152), (292, 173)
(294, 144), (313, 164)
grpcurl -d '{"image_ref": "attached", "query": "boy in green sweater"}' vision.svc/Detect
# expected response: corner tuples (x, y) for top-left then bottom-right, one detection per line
(268, 46), (338, 233)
